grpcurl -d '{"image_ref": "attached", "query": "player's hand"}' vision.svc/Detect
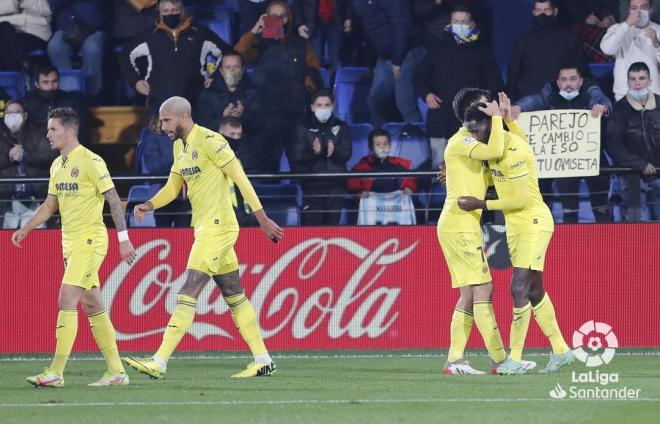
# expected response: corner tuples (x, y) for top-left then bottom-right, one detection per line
(259, 217), (284, 243)
(457, 196), (485, 211)
(119, 240), (137, 265)
(478, 101), (501, 117)
(11, 228), (28, 248)
(134, 202), (154, 223)
(436, 164), (446, 184)
(252, 14), (266, 34)
(585, 14), (600, 26)
(425, 93), (442, 109)
(510, 105), (522, 120)
(298, 24), (310, 39)
(626, 10), (640, 27)
(498, 92), (513, 121)
(392, 65), (401, 78)
(643, 163), (657, 175)
(591, 104), (608, 118)
(135, 80), (150, 96)
(644, 27), (660, 46)
(327, 140), (335, 157)
(312, 137), (322, 155)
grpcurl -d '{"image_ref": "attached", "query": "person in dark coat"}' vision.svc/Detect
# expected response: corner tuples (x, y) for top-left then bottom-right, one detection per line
(413, 3), (503, 169)
(292, 89), (352, 225)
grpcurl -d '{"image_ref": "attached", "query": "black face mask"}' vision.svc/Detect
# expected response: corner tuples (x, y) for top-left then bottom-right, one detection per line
(532, 14), (556, 30)
(162, 14), (181, 29)
(39, 89), (56, 99)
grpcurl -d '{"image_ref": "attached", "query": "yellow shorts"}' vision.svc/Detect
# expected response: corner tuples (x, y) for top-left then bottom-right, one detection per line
(62, 238), (108, 290)
(507, 231), (553, 271)
(187, 230), (239, 276)
(438, 231), (491, 288)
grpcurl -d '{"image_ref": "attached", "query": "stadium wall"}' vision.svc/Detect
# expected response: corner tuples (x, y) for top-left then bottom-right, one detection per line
(1, 224), (658, 354)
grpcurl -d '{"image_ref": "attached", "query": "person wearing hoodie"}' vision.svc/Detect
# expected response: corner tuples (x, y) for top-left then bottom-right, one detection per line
(235, 1), (322, 172)
(507, 0), (586, 101)
(0, 0), (51, 72)
(292, 89), (352, 225)
(120, 0), (231, 113)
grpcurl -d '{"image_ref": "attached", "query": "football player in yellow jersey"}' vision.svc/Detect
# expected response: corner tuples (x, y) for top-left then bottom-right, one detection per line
(458, 101), (575, 374)
(11, 107), (137, 387)
(123, 97), (284, 379)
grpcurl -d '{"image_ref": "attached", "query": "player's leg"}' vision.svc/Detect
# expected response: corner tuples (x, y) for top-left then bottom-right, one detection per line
(213, 269), (276, 378)
(80, 287), (128, 386)
(508, 267), (533, 364)
(472, 282), (507, 369)
(444, 286), (484, 375)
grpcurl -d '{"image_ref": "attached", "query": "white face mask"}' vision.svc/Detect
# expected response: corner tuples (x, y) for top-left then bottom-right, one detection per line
(451, 24), (471, 38)
(4, 113), (24, 132)
(629, 87), (650, 100)
(559, 90), (580, 101)
(374, 147), (390, 160)
(636, 9), (650, 28)
(314, 108), (332, 123)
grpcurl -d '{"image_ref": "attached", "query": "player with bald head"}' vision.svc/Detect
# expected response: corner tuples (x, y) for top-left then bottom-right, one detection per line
(124, 96), (283, 379)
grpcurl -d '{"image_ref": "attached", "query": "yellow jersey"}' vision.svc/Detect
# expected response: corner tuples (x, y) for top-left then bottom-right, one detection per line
(486, 132), (554, 235)
(170, 124), (239, 231)
(47, 145), (114, 250)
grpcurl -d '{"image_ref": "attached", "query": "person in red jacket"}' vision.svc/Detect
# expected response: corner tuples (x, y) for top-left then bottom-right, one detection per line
(348, 128), (417, 197)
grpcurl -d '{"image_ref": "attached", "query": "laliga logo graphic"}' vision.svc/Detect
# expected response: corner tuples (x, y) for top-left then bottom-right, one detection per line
(572, 320), (618, 367)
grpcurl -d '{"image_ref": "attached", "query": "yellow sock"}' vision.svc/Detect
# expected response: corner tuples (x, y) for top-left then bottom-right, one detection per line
(51, 309), (78, 376)
(509, 303), (531, 362)
(89, 310), (124, 374)
(533, 293), (569, 354)
(155, 294), (197, 362)
(225, 293), (268, 359)
(473, 301), (506, 363)
(448, 308), (474, 362)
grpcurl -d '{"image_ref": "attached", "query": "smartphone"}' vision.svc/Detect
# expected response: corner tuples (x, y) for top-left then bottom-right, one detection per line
(263, 16), (284, 39)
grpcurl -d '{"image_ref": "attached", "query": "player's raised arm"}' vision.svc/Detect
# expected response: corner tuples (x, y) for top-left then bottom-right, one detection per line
(103, 188), (137, 265)
(134, 172), (184, 222)
(498, 92), (529, 142)
(222, 158), (284, 243)
(467, 102), (505, 161)
(11, 194), (59, 247)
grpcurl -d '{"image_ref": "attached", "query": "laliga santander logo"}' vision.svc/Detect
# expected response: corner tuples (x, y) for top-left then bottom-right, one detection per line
(572, 320), (618, 367)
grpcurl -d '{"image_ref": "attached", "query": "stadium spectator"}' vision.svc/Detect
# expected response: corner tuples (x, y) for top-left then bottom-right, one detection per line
(620, 0), (660, 21)
(412, 3), (503, 169)
(235, 0), (322, 172)
(239, 0), (269, 34)
(511, 63), (612, 223)
(136, 114), (190, 228)
(0, 0), (51, 72)
(295, 0), (353, 73)
(0, 100), (56, 229)
(292, 89), (351, 225)
(22, 65), (89, 145)
(507, 0), (585, 101)
(112, 0), (158, 44)
(195, 51), (259, 137)
(606, 61), (660, 221)
(348, 128), (417, 225)
(413, 0), (490, 48)
(351, 0), (425, 129)
(563, 0), (618, 63)
(120, 0), (231, 113)
(47, 0), (106, 97)
(219, 116), (261, 227)
(600, 0), (660, 101)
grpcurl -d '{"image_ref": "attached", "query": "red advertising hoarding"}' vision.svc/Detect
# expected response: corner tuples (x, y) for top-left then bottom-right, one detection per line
(1, 224), (658, 354)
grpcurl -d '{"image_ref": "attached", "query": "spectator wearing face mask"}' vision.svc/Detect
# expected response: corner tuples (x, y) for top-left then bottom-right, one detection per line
(120, 0), (231, 113)
(412, 3), (503, 169)
(195, 50), (259, 139)
(508, 0), (586, 101)
(292, 89), (351, 225)
(22, 65), (89, 145)
(509, 63), (613, 223)
(601, 0), (660, 100)
(0, 100), (57, 228)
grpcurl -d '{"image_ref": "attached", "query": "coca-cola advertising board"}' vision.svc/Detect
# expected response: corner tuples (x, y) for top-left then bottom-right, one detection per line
(1, 224), (658, 354)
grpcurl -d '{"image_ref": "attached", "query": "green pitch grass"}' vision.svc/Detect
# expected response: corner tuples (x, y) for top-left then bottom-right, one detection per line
(1, 350), (658, 424)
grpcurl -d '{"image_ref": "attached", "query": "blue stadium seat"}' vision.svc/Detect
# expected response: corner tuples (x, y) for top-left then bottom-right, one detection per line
(0, 72), (25, 99)
(589, 63), (614, 80)
(319, 67), (330, 88)
(333, 67), (370, 124)
(198, 18), (232, 44)
(383, 122), (431, 170)
(425, 182), (446, 224)
(279, 150), (290, 172)
(254, 183), (301, 226)
(126, 184), (159, 227)
(347, 123), (374, 169)
(58, 69), (85, 93)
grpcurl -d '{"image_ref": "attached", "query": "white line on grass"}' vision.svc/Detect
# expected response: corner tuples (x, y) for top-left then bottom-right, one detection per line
(2, 351), (660, 362)
(1, 398), (658, 408)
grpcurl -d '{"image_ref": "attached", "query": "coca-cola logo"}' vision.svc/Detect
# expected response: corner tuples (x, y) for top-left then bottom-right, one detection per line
(102, 237), (418, 342)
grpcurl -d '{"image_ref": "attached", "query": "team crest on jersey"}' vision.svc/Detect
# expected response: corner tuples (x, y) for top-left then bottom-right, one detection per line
(70, 167), (79, 178)
(463, 136), (477, 145)
(191, 149), (198, 160)
(331, 125), (340, 136)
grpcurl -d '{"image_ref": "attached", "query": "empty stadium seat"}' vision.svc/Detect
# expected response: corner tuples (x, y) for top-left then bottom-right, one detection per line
(0, 72), (25, 99)
(347, 123), (374, 169)
(58, 69), (85, 93)
(383, 122), (431, 170)
(254, 183), (302, 226)
(333, 67), (370, 124)
(126, 184), (159, 227)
